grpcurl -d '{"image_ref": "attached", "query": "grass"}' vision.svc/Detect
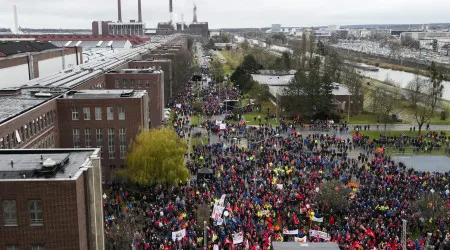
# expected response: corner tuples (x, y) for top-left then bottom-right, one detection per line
(192, 137), (208, 148)
(218, 50), (244, 70)
(243, 112), (280, 126)
(351, 130), (424, 139)
(344, 111), (381, 125)
(191, 115), (199, 126)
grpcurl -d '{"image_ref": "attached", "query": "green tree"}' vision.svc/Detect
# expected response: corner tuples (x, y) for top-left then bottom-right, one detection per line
(248, 83), (270, 105)
(119, 128), (189, 186)
(210, 60), (225, 83)
(230, 66), (246, 83)
(241, 54), (261, 74)
(416, 192), (449, 231)
(428, 61), (444, 112)
(236, 73), (255, 93)
(281, 51), (292, 70)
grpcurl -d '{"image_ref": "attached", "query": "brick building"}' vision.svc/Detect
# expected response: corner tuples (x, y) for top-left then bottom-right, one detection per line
(128, 60), (172, 105)
(57, 89), (149, 180)
(105, 68), (164, 127)
(0, 148), (104, 250)
(0, 34), (185, 182)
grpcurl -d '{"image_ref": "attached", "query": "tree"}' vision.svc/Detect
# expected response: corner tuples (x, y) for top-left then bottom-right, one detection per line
(235, 73), (255, 93)
(407, 74), (433, 133)
(388, 41), (401, 60)
(428, 62), (444, 112)
(210, 60), (224, 83)
(119, 128), (190, 186)
(281, 51), (292, 70)
(416, 192), (449, 231)
(369, 86), (401, 130)
(230, 66), (246, 83)
(241, 54), (261, 74)
(308, 29), (316, 68)
(248, 83), (270, 105)
(401, 36), (420, 49)
(342, 65), (365, 115)
(315, 180), (350, 214)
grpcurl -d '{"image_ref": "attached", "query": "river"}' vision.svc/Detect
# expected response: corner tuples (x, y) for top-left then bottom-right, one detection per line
(359, 63), (450, 100)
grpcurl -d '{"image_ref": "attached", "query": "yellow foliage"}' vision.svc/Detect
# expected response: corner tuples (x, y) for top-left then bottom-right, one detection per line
(118, 128), (189, 186)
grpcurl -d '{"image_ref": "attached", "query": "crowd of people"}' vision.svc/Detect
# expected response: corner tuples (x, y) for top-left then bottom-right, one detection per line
(103, 79), (450, 250)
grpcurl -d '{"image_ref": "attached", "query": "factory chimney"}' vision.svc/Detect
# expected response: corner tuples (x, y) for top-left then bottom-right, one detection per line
(181, 14), (184, 31)
(193, 4), (197, 23)
(13, 5), (19, 34)
(169, 0), (173, 24)
(117, 0), (122, 22)
(138, 0), (142, 22)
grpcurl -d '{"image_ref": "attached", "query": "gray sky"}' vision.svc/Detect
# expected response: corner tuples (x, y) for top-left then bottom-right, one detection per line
(1, 0), (450, 30)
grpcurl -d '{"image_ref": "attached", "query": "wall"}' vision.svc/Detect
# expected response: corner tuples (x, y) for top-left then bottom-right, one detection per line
(105, 72), (164, 127)
(0, 180), (83, 250)
(0, 63), (29, 88)
(56, 97), (146, 180)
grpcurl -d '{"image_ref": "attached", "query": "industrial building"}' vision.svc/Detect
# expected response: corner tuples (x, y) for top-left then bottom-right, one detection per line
(0, 41), (83, 87)
(92, 0), (145, 37)
(0, 148), (104, 250)
(0, 34), (187, 181)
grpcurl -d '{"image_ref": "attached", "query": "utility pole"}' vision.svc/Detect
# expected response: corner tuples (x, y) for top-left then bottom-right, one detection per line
(402, 219), (407, 250)
(347, 94), (351, 124)
(204, 221), (207, 248)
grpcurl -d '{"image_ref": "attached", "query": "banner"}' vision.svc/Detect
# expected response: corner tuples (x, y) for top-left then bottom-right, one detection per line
(260, 210), (270, 216)
(312, 216), (323, 223)
(215, 120), (223, 125)
(216, 217), (224, 226)
(213, 245), (219, 250)
(171, 228), (186, 241)
(176, 104), (182, 108)
(276, 184), (283, 190)
(219, 194), (226, 206)
(220, 124), (227, 130)
(233, 231), (244, 245)
(294, 236), (308, 242)
(212, 205), (225, 220)
(310, 230), (330, 241)
(283, 229), (299, 235)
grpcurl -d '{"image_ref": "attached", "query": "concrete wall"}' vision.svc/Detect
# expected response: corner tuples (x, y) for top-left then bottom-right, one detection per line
(0, 63), (29, 88)
(38, 56), (64, 78)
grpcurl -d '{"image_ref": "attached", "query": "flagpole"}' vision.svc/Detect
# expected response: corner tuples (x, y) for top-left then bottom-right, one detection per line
(204, 220), (207, 248)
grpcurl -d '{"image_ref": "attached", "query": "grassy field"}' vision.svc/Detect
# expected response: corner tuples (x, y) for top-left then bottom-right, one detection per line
(191, 115), (199, 125)
(351, 130), (424, 139)
(219, 50), (244, 70)
(243, 112), (280, 126)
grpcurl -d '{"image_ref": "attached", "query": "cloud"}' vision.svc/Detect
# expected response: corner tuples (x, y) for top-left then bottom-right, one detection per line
(0, 0), (449, 29)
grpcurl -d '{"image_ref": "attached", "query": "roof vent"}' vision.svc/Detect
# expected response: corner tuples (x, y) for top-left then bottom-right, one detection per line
(42, 158), (57, 168)
(34, 92), (53, 98)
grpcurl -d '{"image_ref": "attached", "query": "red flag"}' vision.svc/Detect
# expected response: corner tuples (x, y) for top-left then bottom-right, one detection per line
(366, 228), (376, 239)
(352, 242), (363, 249)
(292, 213), (299, 225)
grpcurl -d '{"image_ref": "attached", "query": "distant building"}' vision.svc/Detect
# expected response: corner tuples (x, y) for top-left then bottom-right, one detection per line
(401, 31), (450, 40)
(0, 148), (104, 250)
(107, 21), (145, 37)
(156, 22), (175, 35)
(272, 24), (282, 33)
(214, 43), (237, 50)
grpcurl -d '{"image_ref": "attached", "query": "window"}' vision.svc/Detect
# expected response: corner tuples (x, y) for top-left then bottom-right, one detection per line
(130, 79), (134, 88)
(118, 107), (125, 120)
(119, 128), (127, 159)
(107, 107), (114, 120)
(6, 246), (20, 250)
(6, 134), (10, 149)
(3, 200), (17, 226)
(94, 107), (102, 120)
(115, 80), (119, 88)
(83, 107), (90, 120)
(145, 80), (150, 88)
(122, 79), (127, 88)
(137, 80), (142, 88)
(85, 129), (92, 148)
(96, 129), (103, 155)
(28, 200), (43, 226)
(0, 138), (4, 149)
(72, 129), (80, 148)
(108, 128), (115, 159)
(71, 108), (79, 120)
(32, 246), (44, 250)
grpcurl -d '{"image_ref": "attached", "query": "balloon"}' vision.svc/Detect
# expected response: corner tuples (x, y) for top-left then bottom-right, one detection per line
(224, 211), (229, 217)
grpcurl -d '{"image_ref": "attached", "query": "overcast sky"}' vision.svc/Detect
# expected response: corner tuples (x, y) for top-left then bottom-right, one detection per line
(1, 0), (449, 30)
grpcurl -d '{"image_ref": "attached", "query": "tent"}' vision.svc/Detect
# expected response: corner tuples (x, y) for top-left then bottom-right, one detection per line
(198, 168), (214, 179)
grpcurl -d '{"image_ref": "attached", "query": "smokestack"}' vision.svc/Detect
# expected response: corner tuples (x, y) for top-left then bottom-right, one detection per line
(138, 0), (142, 22)
(13, 5), (19, 34)
(181, 14), (184, 31)
(117, 0), (122, 22)
(169, 0), (173, 23)
(193, 4), (197, 23)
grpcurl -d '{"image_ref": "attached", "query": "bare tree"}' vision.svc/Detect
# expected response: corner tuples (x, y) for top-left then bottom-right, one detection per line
(369, 85), (401, 130)
(315, 180), (350, 215)
(415, 192), (449, 231)
(407, 74), (433, 133)
(342, 65), (365, 115)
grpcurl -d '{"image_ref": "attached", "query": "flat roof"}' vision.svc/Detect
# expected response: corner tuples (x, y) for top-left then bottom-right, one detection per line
(64, 89), (147, 99)
(0, 149), (98, 180)
(0, 34), (180, 125)
(272, 242), (340, 250)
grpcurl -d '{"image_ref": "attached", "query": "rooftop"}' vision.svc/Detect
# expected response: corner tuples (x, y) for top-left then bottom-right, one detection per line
(109, 68), (163, 74)
(0, 41), (57, 57)
(49, 40), (130, 49)
(0, 149), (98, 180)
(0, 34), (180, 125)
(64, 89), (147, 99)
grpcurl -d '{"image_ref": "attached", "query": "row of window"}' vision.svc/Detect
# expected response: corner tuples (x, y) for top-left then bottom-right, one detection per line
(71, 107), (125, 121)
(34, 134), (55, 149)
(72, 128), (127, 159)
(0, 111), (56, 149)
(6, 245), (44, 250)
(3, 200), (42, 227)
(114, 79), (150, 89)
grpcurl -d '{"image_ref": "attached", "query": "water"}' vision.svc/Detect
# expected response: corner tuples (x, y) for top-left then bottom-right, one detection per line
(360, 64), (450, 100)
(392, 156), (450, 173)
